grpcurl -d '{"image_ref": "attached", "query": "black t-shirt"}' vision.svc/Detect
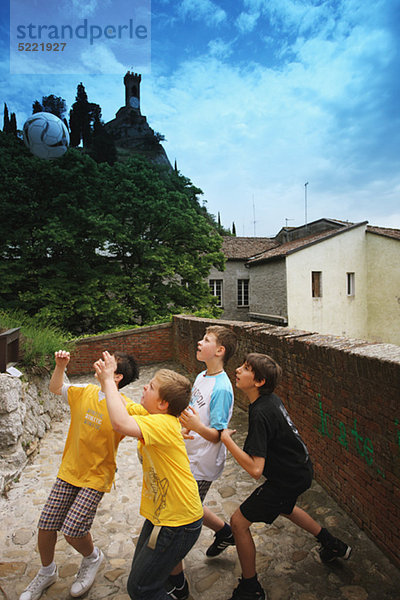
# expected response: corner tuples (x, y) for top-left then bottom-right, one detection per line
(243, 392), (312, 492)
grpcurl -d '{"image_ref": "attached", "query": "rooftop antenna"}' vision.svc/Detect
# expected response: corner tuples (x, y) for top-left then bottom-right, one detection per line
(252, 195), (257, 237)
(304, 182), (309, 225)
(285, 218), (294, 228)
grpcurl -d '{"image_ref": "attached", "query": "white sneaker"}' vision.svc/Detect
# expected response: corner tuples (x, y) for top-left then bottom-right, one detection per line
(70, 548), (104, 597)
(19, 567), (58, 600)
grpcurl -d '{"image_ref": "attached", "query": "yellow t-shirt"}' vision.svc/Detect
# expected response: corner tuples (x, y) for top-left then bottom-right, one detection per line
(57, 383), (135, 493)
(127, 405), (203, 526)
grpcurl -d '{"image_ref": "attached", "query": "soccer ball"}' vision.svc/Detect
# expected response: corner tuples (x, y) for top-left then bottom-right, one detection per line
(23, 112), (69, 160)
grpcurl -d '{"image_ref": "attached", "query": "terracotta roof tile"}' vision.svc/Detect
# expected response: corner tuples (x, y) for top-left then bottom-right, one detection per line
(366, 226), (400, 240)
(248, 222), (365, 264)
(221, 237), (278, 259)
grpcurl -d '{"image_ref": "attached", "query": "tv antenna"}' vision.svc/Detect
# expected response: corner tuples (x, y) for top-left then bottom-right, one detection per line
(252, 196), (257, 237)
(285, 218), (295, 228)
(304, 182), (309, 225)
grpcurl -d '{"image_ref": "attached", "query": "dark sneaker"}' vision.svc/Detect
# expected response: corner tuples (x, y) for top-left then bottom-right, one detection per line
(228, 578), (266, 600)
(319, 537), (352, 563)
(166, 576), (189, 600)
(206, 531), (235, 557)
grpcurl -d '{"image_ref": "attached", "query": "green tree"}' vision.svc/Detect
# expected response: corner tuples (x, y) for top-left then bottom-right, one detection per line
(0, 132), (224, 334)
(42, 94), (67, 119)
(33, 95), (67, 119)
(69, 83), (102, 148)
(89, 124), (117, 165)
(9, 112), (17, 136)
(32, 100), (43, 114)
(99, 157), (224, 323)
(3, 103), (10, 133)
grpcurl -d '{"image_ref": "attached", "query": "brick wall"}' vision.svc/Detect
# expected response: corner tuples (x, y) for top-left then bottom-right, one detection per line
(67, 323), (173, 375)
(172, 315), (400, 568)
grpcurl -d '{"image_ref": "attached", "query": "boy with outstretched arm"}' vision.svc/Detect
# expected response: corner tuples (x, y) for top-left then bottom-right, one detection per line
(221, 353), (351, 600)
(168, 325), (237, 599)
(19, 349), (139, 600)
(94, 351), (203, 600)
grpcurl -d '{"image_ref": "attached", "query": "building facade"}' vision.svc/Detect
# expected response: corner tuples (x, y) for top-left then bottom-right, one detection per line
(209, 220), (400, 346)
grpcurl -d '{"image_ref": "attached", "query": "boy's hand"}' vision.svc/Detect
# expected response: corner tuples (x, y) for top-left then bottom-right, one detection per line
(54, 350), (70, 368)
(179, 406), (201, 433)
(94, 351), (116, 384)
(221, 428), (237, 443)
(181, 426), (194, 440)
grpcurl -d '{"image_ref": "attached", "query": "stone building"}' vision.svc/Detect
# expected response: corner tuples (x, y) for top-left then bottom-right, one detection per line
(208, 237), (277, 320)
(105, 71), (171, 168)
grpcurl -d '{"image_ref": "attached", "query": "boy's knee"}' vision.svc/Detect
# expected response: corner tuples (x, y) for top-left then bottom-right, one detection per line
(230, 508), (249, 535)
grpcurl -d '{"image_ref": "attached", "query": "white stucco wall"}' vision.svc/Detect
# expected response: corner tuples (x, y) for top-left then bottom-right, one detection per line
(286, 225), (369, 339)
(366, 233), (400, 345)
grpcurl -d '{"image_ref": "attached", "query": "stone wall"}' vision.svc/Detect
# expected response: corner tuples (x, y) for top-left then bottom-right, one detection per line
(0, 373), (66, 495)
(172, 315), (400, 568)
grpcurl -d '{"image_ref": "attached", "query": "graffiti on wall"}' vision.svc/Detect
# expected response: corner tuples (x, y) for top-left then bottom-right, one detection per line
(316, 394), (389, 479)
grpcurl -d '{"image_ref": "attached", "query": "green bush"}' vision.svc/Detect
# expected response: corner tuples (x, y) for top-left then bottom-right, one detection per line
(0, 310), (73, 369)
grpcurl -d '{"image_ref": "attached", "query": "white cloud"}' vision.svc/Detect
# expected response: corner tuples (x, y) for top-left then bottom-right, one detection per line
(177, 0), (226, 26)
(141, 0), (399, 234)
(208, 38), (233, 59)
(80, 44), (126, 74)
(235, 10), (260, 34)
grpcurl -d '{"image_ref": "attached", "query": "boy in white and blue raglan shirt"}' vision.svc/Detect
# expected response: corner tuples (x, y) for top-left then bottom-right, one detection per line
(166, 325), (237, 600)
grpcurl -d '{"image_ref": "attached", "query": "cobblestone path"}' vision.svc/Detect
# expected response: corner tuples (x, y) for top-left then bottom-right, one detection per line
(1, 363), (399, 600)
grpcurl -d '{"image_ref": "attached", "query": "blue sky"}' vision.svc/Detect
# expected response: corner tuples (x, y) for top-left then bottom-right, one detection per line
(1, 0), (399, 236)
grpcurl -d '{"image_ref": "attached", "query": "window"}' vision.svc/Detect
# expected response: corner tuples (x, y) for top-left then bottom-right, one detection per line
(311, 271), (322, 298)
(237, 279), (249, 307)
(347, 272), (355, 296)
(209, 279), (223, 307)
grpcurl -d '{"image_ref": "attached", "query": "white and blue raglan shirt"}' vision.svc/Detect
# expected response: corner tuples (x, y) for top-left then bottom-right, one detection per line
(184, 370), (234, 481)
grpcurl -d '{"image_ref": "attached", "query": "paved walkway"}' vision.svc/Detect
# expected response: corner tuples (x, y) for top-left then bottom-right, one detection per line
(1, 363), (400, 600)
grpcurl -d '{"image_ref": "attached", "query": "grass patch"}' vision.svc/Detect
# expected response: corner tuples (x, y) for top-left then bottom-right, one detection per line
(0, 310), (73, 370)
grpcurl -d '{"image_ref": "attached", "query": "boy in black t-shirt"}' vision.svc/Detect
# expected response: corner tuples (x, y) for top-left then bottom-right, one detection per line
(221, 353), (351, 600)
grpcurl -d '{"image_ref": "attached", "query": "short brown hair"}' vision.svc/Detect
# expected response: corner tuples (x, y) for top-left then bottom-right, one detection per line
(114, 351), (139, 389)
(154, 369), (192, 417)
(245, 353), (282, 394)
(206, 325), (237, 365)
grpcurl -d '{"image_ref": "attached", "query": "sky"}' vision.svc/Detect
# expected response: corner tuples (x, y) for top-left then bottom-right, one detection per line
(1, 0), (399, 236)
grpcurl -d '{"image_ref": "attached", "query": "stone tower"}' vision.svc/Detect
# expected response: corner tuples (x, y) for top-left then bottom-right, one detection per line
(105, 72), (171, 168)
(124, 71), (141, 111)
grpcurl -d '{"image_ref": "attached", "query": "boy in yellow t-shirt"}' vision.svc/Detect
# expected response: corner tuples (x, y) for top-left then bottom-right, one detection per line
(19, 349), (139, 600)
(94, 351), (203, 600)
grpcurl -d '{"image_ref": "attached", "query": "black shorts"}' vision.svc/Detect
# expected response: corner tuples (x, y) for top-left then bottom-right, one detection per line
(240, 480), (310, 525)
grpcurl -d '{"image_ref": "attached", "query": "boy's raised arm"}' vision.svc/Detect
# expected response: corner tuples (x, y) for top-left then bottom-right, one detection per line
(49, 350), (70, 395)
(180, 406), (220, 443)
(221, 428), (265, 480)
(94, 352), (143, 439)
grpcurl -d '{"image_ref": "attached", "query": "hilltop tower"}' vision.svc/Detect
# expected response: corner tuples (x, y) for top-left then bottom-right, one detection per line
(124, 71), (141, 111)
(105, 71), (171, 168)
